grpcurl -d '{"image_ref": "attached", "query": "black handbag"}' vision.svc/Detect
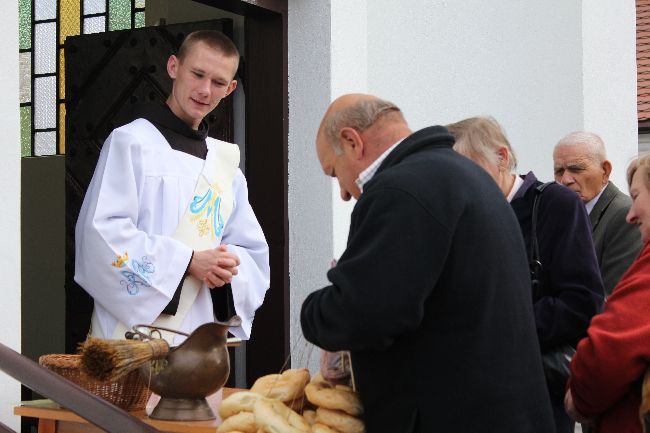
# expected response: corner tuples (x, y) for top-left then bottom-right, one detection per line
(530, 182), (576, 398)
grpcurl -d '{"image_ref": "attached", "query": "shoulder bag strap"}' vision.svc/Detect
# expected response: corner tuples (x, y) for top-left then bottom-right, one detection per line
(530, 181), (555, 300)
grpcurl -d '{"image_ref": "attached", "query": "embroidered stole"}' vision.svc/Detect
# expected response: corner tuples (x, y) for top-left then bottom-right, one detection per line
(91, 139), (240, 343)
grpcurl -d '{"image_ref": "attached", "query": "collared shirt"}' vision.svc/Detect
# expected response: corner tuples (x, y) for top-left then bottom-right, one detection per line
(355, 140), (402, 193)
(585, 183), (608, 215)
(506, 174), (524, 203)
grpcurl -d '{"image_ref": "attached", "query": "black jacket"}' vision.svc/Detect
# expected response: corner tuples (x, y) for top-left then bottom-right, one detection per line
(510, 173), (604, 351)
(301, 126), (555, 433)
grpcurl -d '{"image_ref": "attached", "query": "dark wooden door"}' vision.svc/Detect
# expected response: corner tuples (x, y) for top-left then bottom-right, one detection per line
(64, 19), (235, 353)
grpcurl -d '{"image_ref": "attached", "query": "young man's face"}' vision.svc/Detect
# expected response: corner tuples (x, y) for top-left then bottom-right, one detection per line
(166, 41), (238, 129)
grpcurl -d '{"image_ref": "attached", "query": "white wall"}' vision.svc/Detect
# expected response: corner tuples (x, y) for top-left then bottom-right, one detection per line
(0, 0), (21, 430)
(582, 0), (638, 189)
(330, 0), (367, 259)
(288, 0), (334, 372)
(323, 0), (587, 268)
(366, 0), (584, 182)
(314, 0), (637, 281)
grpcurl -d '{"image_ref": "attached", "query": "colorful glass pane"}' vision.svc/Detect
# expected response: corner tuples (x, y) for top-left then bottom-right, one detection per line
(59, 103), (66, 154)
(20, 106), (31, 157)
(34, 22), (56, 74)
(19, 52), (31, 104)
(109, 0), (131, 31)
(21, 0), (147, 156)
(135, 11), (145, 28)
(60, 0), (81, 44)
(35, 131), (56, 156)
(35, 0), (56, 21)
(34, 76), (56, 129)
(59, 49), (65, 99)
(84, 16), (105, 34)
(84, 0), (106, 14)
(19, 0), (31, 50)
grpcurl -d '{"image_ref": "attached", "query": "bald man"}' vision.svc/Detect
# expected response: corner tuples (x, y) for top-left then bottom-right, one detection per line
(300, 94), (554, 433)
(554, 132), (642, 295)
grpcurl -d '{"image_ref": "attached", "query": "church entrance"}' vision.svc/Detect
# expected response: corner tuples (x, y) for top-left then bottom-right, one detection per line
(22, 0), (288, 400)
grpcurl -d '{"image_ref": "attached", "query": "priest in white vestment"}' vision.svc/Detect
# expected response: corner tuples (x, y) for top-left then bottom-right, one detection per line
(74, 30), (270, 344)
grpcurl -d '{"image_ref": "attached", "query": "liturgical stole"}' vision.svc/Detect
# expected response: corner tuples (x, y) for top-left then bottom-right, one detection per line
(90, 140), (240, 343)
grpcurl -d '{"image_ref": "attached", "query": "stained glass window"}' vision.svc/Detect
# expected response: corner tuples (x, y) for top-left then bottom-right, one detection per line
(19, 0), (145, 156)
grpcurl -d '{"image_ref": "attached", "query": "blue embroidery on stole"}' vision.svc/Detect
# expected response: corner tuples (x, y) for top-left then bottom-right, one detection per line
(190, 186), (225, 238)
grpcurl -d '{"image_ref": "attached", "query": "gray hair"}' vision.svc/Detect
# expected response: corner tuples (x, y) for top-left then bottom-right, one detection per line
(323, 98), (402, 154)
(446, 116), (518, 172)
(554, 131), (607, 163)
(627, 152), (650, 190)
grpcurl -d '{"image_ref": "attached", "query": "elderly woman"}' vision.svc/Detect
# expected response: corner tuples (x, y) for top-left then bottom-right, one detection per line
(447, 117), (604, 433)
(565, 154), (650, 433)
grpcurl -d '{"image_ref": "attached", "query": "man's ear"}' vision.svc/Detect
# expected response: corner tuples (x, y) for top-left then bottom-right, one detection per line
(224, 80), (238, 97)
(339, 127), (364, 159)
(602, 160), (612, 181)
(167, 55), (179, 80)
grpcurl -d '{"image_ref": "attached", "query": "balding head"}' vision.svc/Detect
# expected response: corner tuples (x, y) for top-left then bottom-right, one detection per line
(318, 94), (407, 154)
(316, 93), (411, 201)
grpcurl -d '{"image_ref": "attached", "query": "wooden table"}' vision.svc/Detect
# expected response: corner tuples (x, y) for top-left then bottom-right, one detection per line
(14, 388), (242, 433)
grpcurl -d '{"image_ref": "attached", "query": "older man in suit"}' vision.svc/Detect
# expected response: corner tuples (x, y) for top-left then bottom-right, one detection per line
(553, 132), (642, 295)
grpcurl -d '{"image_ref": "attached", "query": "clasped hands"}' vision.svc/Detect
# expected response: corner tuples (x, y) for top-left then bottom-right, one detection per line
(188, 244), (240, 288)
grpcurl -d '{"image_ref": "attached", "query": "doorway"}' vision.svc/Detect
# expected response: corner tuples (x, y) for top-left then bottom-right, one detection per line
(22, 0), (287, 398)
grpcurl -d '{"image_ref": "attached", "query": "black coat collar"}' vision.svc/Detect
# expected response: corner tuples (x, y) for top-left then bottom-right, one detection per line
(376, 126), (455, 175)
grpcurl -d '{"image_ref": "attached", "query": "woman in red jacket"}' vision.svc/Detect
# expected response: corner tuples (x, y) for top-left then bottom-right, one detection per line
(565, 153), (650, 432)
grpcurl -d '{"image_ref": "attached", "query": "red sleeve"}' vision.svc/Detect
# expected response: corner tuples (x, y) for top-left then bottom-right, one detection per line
(569, 242), (650, 416)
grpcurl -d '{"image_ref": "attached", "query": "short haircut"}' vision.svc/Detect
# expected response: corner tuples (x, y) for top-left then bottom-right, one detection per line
(554, 131), (607, 163)
(627, 153), (650, 190)
(177, 30), (239, 72)
(323, 98), (403, 154)
(446, 116), (518, 172)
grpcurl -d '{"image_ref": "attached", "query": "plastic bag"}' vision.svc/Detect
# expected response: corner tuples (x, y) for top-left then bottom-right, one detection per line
(320, 350), (352, 385)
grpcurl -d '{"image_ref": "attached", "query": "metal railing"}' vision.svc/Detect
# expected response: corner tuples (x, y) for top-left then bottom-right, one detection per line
(0, 420), (16, 433)
(0, 342), (160, 433)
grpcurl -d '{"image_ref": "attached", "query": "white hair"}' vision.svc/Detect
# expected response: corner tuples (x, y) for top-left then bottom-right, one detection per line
(554, 131), (607, 163)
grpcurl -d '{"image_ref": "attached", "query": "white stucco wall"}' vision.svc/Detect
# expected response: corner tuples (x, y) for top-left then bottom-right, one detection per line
(324, 0), (594, 259)
(317, 0), (637, 258)
(582, 0), (638, 189)
(366, 0), (585, 183)
(330, 0), (367, 259)
(288, 0), (334, 372)
(0, 0), (21, 430)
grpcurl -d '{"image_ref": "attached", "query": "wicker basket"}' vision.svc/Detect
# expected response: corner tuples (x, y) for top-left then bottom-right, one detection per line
(38, 354), (152, 411)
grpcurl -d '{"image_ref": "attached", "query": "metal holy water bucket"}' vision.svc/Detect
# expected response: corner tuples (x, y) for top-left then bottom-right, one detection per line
(130, 316), (242, 421)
